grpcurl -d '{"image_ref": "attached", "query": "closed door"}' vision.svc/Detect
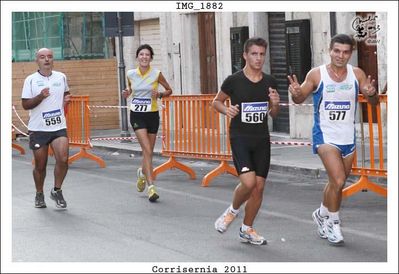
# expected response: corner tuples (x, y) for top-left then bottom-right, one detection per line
(269, 12), (289, 133)
(198, 13), (218, 94)
(356, 12), (378, 123)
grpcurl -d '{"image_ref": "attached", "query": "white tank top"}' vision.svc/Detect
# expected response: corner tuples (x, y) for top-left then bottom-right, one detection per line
(313, 64), (359, 145)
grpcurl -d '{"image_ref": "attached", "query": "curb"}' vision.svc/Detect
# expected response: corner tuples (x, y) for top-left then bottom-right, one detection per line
(270, 163), (327, 179)
(92, 143), (329, 179)
(15, 139), (387, 185)
(92, 143), (387, 185)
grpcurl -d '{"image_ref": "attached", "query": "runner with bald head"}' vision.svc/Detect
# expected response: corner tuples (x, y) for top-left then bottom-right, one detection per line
(22, 48), (71, 209)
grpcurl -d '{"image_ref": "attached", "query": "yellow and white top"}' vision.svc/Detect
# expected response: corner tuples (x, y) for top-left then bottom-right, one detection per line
(126, 66), (160, 112)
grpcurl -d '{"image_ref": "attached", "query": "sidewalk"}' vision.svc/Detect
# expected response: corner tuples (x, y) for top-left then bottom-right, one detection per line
(89, 129), (387, 184)
(89, 129), (326, 178)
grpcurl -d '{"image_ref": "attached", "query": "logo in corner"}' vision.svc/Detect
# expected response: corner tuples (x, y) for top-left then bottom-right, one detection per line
(351, 14), (381, 46)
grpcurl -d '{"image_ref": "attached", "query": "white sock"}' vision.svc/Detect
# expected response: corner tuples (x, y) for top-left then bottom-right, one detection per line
(138, 168), (144, 178)
(229, 205), (239, 215)
(319, 203), (329, 217)
(241, 223), (251, 232)
(329, 211), (340, 222)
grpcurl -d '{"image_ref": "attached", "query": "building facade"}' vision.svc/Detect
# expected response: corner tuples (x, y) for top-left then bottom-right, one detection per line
(117, 12), (387, 138)
(12, 11), (387, 139)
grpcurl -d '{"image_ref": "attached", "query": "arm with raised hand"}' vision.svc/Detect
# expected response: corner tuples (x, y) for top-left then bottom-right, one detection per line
(287, 69), (318, 104)
(354, 67), (379, 105)
(22, 87), (50, 110)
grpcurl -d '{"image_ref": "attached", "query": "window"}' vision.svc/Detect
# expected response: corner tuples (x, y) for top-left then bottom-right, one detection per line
(12, 12), (112, 61)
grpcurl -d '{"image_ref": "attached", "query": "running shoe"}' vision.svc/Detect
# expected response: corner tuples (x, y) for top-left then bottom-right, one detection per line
(326, 219), (344, 245)
(239, 227), (267, 245)
(214, 207), (237, 233)
(136, 167), (146, 192)
(312, 208), (328, 239)
(148, 185), (159, 202)
(50, 189), (67, 208)
(35, 192), (46, 208)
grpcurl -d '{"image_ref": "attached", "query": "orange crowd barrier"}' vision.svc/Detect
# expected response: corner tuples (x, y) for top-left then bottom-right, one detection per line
(343, 94), (387, 198)
(153, 95), (237, 186)
(65, 95), (106, 168)
(12, 126), (25, 155)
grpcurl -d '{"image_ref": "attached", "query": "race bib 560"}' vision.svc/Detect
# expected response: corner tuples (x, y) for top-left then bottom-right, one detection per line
(241, 102), (268, 124)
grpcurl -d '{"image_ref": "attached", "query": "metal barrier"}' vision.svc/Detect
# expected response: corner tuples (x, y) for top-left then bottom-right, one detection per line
(153, 95), (237, 186)
(66, 95), (106, 168)
(343, 94), (387, 198)
(154, 94), (388, 193)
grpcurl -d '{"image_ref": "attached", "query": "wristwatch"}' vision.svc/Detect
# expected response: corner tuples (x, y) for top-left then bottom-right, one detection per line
(158, 92), (163, 99)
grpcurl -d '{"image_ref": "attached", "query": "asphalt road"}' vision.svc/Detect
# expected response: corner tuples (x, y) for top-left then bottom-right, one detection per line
(9, 145), (390, 272)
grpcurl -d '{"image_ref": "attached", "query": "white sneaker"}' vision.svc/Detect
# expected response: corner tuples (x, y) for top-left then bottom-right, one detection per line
(312, 208), (328, 239)
(214, 207), (237, 233)
(326, 219), (344, 245)
(239, 227), (267, 245)
(136, 168), (146, 192)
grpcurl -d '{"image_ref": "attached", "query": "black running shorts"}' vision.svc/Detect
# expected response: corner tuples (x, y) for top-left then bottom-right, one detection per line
(230, 135), (271, 178)
(28, 128), (68, 150)
(130, 111), (160, 134)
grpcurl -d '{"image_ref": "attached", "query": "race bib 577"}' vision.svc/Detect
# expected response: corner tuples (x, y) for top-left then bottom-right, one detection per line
(324, 101), (351, 121)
